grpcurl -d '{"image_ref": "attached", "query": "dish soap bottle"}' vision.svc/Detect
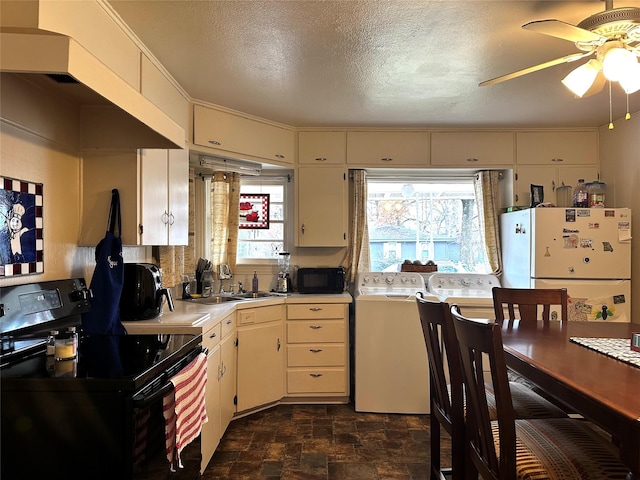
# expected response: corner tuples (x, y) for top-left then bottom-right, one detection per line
(252, 271), (259, 293)
(573, 179), (588, 208)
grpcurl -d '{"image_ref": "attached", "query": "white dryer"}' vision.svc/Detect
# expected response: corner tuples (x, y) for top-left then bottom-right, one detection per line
(354, 272), (438, 414)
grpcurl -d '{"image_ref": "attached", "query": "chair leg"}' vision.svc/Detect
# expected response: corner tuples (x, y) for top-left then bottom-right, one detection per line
(430, 412), (442, 480)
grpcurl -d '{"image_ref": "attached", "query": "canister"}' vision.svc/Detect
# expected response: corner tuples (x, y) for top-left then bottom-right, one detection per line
(587, 181), (606, 208)
(556, 185), (573, 207)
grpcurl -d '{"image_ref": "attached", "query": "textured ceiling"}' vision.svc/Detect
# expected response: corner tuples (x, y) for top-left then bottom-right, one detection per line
(108, 0), (640, 128)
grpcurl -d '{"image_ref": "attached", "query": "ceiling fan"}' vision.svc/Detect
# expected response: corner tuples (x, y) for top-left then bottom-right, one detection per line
(480, 0), (640, 98)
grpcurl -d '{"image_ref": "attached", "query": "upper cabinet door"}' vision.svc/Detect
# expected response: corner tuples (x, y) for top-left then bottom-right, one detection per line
(298, 131), (346, 164)
(431, 132), (514, 166)
(193, 105), (294, 164)
(346, 131), (429, 166)
(516, 131), (598, 165)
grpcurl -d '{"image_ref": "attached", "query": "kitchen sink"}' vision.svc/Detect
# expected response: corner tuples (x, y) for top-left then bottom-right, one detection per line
(181, 291), (284, 305)
(231, 291), (286, 299)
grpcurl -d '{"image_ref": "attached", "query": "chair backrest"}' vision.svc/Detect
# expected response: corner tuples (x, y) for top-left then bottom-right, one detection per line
(415, 294), (464, 431)
(450, 305), (516, 480)
(492, 287), (568, 325)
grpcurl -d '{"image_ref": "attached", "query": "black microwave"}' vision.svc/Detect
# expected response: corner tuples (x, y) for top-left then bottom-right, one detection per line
(297, 267), (346, 294)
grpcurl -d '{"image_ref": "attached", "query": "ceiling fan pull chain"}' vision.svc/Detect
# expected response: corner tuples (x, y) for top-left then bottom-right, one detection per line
(626, 93), (631, 120)
(608, 81), (614, 130)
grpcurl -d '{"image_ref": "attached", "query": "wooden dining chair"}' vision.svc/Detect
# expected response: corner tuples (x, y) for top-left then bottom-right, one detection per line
(450, 305), (629, 480)
(415, 294), (567, 480)
(492, 287), (568, 325)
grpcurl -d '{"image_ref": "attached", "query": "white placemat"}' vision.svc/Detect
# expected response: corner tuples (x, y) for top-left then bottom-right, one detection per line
(569, 337), (640, 369)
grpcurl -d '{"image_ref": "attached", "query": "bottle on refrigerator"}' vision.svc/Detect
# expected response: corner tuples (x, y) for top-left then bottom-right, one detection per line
(573, 179), (589, 207)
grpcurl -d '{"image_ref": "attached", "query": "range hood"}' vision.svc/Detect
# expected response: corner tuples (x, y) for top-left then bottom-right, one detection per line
(0, 0), (184, 149)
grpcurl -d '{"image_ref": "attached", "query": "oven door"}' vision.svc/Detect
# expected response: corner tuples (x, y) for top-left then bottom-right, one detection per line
(1, 346), (203, 480)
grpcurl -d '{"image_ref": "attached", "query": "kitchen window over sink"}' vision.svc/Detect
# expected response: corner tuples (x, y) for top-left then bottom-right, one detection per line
(237, 173), (292, 262)
(366, 174), (490, 273)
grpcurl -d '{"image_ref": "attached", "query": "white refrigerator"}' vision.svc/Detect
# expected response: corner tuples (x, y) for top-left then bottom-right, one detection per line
(500, 208), (632, 322)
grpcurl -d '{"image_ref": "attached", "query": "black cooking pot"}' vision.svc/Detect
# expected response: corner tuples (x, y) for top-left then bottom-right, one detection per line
(119, 263), (174, 321)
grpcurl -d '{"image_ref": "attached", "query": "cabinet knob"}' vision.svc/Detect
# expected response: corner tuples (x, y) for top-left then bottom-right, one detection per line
(301, 223), (305, 234)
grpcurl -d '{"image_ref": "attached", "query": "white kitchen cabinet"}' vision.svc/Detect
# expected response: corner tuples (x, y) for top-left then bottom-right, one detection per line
(514, 165), (599, 207)
(193, 104), (295, 164)
(79, 148), (189, 246)
(140, 148), (189, 245)
(285, 303), (349, 399)
(431, 132), (514, 166)
(346, 131), (429, 166)
(296, 166), (347, 247)
(298, 131), (346, 164)
(236, 305), (285, 413)
(201, 321), (222, 473)
(219, 313), (237, 434)
(516, 131), (598, 165)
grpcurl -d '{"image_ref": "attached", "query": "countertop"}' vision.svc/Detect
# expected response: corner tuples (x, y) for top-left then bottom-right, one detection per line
(121, 292), (352, 334)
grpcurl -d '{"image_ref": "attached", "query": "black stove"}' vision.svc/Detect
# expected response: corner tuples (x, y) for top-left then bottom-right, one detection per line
(0, 278), (203, 479)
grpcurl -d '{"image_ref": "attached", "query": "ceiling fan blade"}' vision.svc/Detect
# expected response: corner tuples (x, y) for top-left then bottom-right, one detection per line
(581, 70), (606, 98)
(479, 51), (592, 87)
(522, 19), (606, 44)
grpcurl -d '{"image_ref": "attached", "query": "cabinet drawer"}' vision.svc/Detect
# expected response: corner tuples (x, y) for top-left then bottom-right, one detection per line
(287, 345), (345, 367)
(221, 313), (235, 338)
(287, 369), (346, 394)
(202, 322), (222, 351)
(287, 303), (345, 320)
(238, 304), (283, 325)
(287, 320), (345, 343)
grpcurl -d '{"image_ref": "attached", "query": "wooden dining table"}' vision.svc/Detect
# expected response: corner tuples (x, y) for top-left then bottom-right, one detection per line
(500, 320), (640, 479)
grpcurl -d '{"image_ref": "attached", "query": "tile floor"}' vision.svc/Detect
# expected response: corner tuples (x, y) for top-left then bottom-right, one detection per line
(201, 403), (451, 480)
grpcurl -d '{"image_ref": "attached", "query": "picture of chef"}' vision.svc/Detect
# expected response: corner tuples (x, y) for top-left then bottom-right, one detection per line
(0, 189), (37, 265)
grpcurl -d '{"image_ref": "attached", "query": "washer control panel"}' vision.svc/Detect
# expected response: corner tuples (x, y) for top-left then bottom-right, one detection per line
(357, 272), (425, 296)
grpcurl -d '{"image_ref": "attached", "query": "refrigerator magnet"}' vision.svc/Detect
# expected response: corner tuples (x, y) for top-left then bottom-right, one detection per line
(565, 209), (576, 222)
(603, 241), (614, 252)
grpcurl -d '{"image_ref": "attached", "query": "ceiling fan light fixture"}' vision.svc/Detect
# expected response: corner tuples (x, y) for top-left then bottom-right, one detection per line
(562, 59), (603, 97)
(601, 46), (637, 81)
(619, 61), (640, 93)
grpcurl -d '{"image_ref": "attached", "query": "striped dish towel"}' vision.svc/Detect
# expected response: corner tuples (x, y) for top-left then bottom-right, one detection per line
(163, 352), (208, 471)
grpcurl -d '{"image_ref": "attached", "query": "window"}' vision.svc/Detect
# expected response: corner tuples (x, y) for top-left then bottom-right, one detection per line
(237, 174), (291, 262)
(367, 176), (490, 273)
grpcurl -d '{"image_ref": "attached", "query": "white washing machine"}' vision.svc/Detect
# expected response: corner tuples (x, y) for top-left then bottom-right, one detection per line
(426, 272), (501, 318)
(354, 271), (438, 414)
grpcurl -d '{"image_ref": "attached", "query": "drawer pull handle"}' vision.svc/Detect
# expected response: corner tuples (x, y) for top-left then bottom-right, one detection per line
(310, 373), (323, 378)
(226, 319), (233, 324)
(309, 307), (323, 312)
(209, 332), (217, 338)
(309, 325), (323, 329)
(310, 349), (323, 353)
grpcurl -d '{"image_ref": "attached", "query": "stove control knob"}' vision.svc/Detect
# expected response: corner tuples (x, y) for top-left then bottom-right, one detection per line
(385, 276), (395, 284)
(400, 277), (408, 283)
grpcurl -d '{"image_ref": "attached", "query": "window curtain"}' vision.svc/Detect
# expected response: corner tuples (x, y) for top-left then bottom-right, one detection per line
(474, 170), (502, 274)
(210, 171), (241, 274)
(342, 169), (370, 284)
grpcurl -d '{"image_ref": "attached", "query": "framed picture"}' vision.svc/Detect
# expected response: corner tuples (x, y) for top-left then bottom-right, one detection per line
(0, 176), (44, 276)
(239, 193), (270, 229)
(530, 184), (544, 207)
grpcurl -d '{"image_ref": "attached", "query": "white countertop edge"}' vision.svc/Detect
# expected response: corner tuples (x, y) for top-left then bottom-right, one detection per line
(121, 292), (352, 334)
